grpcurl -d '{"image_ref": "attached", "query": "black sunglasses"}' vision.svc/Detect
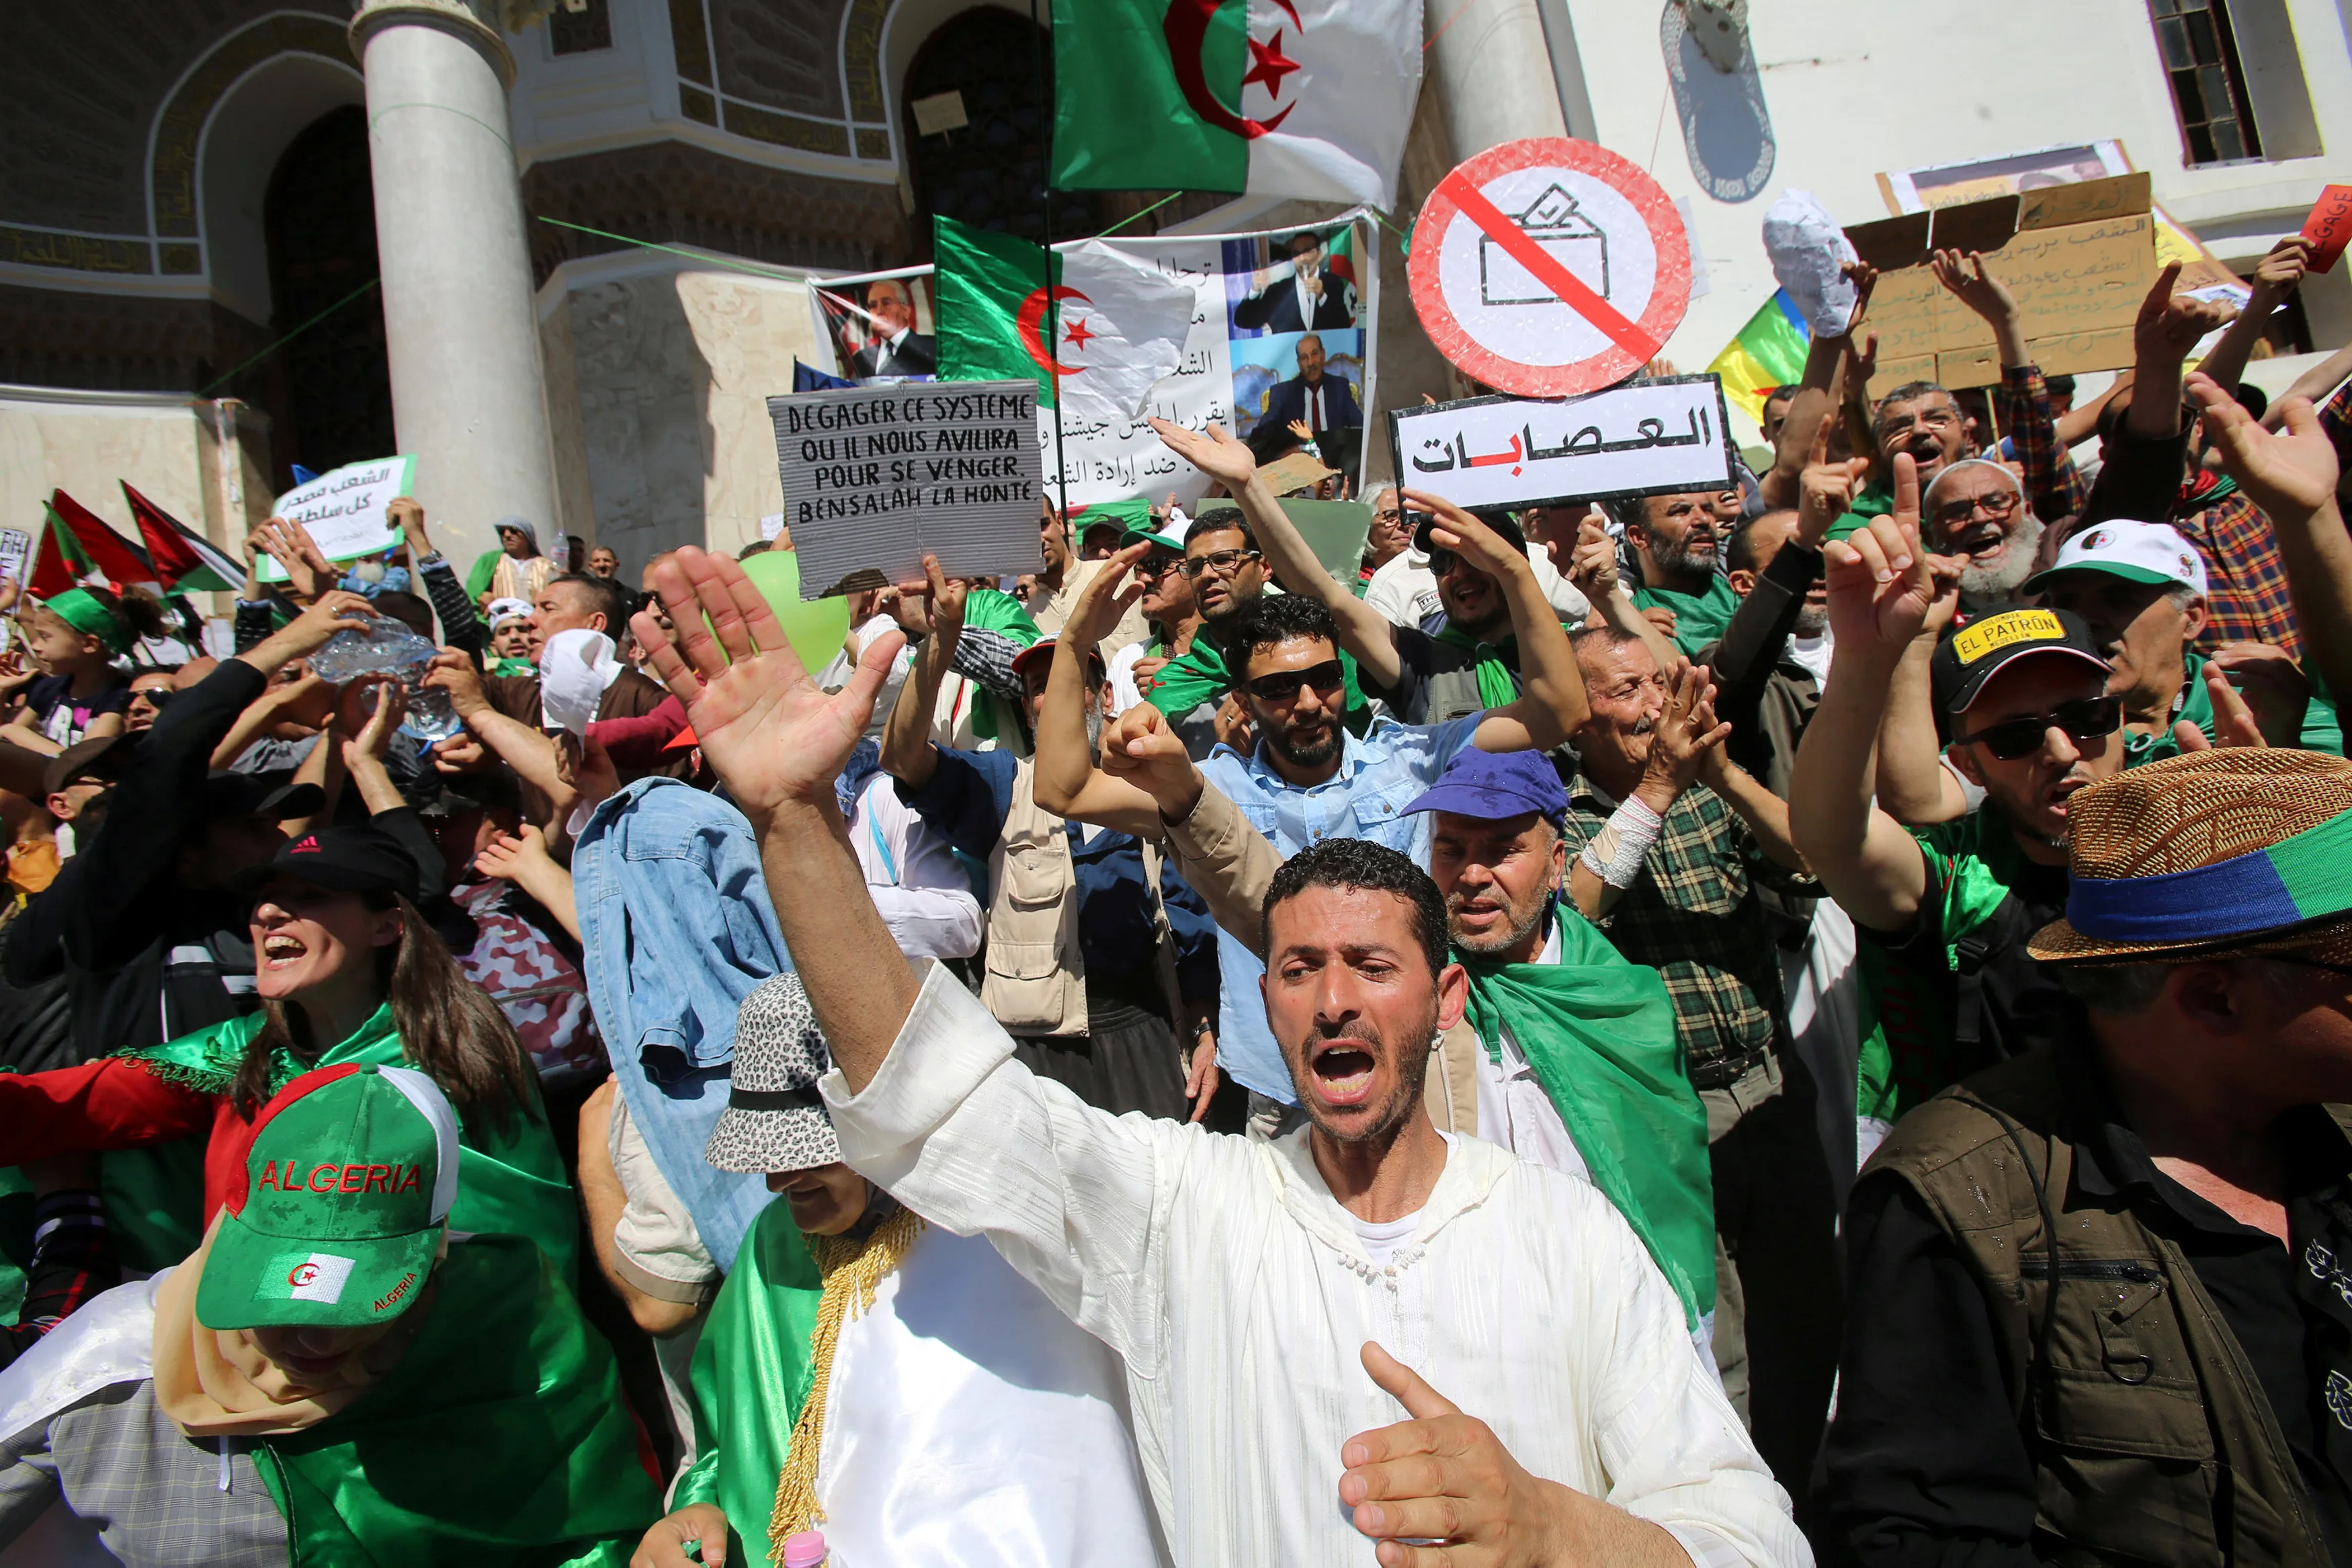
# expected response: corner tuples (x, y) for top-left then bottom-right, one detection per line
(1955, 696), (2122, 760)
(1239, 658), (1345, 705)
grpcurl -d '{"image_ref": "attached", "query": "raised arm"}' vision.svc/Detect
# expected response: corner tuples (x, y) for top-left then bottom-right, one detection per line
(1788, 456), (1938, 932)
(1566, 661), (1727, 923)
(876, 555), (964, 791)
(1032, 543), (1170, 837)
(1404, 490), (1589, 751)
(393, 497), (487, 658)
(1760, 263), (1874, 510)
(631, 549), (915, 1092)
(1565, 509), (1682, 674)
(2128, 261), (2236, 443)
(1149, 417), (1404, 688)
(2195, 238), (2307, 396)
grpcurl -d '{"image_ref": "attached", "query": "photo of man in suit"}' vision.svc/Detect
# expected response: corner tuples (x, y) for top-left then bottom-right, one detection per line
(849, 278), (936, 378)
(1232, 231), (1357, 334)
(1259, 333), (1361, 440)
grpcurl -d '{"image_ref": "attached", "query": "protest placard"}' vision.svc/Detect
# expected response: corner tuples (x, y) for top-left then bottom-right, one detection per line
(2302, 185), (2352, 274)
(770, 380), (1045, 599)
(1387, 377), (1731, 513)
(0, 529), (31, 591)
(255, 456), (415, 584)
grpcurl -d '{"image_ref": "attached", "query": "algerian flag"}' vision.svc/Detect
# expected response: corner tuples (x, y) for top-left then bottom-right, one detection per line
(1050, 0), (1422, 210)
(933, 216), (1194, 429)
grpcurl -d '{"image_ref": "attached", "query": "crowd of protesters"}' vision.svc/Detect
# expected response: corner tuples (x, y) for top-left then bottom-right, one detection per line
(0, 230), (2349, 1567)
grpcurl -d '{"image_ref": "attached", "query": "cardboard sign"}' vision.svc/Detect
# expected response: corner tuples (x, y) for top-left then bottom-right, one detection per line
(770, 380), (1045, 599)
(257, 456), (415, 584)
(1409, 138), (1691, 398)
(1386, 378), (1732, 513)
(1844, 173), (2157, 398)
(2302, 185), (2352, 274)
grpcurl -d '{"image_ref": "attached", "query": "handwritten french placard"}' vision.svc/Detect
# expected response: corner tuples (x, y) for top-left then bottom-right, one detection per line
(769, 380), (1046, 599)
(255, 456), (416, 583)
(1386, 376), (1732, 512)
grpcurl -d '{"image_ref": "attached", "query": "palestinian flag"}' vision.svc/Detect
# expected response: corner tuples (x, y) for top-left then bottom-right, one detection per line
(1707, 289), (1810, 427)
(1048, 0), (1421, 210)
(28, 491), (159, 600)
(123, 483), (243, 593)
(934, 216), (1193, 429)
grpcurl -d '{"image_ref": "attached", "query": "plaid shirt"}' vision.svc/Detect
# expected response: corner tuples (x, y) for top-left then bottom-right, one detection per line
(1558, 775), (1791, 1086)
(2173, 488), (2299, 657)
(2001, 363), (2090, 523)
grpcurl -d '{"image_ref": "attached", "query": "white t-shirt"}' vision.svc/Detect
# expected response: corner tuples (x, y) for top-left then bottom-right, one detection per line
(1349, 1209), (1423, 1269)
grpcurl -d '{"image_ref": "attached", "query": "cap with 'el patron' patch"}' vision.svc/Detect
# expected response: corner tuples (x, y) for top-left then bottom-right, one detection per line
(197, 1063), (458, 1330)
(1931, 607), (2109, 718)
(2023, 519), (2210, 598)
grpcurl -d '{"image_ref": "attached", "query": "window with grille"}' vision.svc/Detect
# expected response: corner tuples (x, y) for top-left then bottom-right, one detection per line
(2147, 0), (2262, 164)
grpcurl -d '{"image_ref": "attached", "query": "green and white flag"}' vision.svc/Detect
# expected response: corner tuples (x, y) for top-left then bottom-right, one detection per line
(1050, 0), (1422, 210)
(934, 216), (1195, 430)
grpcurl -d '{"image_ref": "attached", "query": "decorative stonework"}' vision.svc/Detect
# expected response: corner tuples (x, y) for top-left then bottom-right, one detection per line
(0, 226), (150, 275)
(153, 13), (354, 238)
(666, 0), (894, 171)
(841, 0), (889, 122)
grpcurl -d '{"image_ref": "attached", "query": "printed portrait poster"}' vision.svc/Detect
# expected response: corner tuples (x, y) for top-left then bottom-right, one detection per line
(811, 272), (941, 383)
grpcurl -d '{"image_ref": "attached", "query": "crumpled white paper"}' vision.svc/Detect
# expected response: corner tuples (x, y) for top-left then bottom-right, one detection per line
(1763, 189), (1861, 337)
(540, 627), (622, 736)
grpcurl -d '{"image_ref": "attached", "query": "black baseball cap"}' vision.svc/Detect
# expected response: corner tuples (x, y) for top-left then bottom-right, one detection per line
(1931, 607), (2109, 717)
(233, 824), (421, 902)
(1412, 509), (1527, 559)
(198, 771), (325, 824)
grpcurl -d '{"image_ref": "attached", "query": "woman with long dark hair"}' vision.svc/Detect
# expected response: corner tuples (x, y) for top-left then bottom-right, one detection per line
(0, 823), (577, 1275)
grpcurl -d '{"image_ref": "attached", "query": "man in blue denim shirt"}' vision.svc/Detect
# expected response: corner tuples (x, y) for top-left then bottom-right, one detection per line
(882, 561), (1224, 1124)
(1036, 516), (1590, 1131)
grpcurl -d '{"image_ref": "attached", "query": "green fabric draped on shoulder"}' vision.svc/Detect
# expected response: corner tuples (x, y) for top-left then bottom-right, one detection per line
(673, 1201), (821, 1568)
(1144, 629), (1372, 736)
(1457, 914), (1716, 1329)
(254, 1234), (659, 1567)
(112, 1006), (579, 1280)
(1431, 626), (1521, 709)
(958, 586), (1042, 743)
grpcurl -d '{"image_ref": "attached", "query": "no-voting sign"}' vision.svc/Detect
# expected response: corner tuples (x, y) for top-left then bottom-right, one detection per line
(1409, 138), (1691, 398)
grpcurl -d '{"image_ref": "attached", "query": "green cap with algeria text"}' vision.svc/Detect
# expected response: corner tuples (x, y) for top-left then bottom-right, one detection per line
(196, 1063), (459, 1330)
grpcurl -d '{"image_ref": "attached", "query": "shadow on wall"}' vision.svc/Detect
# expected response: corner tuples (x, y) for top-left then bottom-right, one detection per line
(560, 273), (716, 576)
(1661, 1), (1776, 204)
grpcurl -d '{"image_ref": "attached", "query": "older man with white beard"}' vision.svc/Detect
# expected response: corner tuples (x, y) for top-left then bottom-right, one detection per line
(627, 549), (1808, 1568)
(1920, 458), (2044, 622)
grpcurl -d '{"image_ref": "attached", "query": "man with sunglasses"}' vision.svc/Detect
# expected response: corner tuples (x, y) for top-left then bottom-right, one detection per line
(1106, 515), (1208, 717)
(2024, 519), (2340, 763)
(1822, 748), (2352, 1566)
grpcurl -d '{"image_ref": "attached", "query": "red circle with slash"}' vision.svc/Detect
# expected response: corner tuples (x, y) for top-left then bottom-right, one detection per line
(1409, 137), (1691, 398)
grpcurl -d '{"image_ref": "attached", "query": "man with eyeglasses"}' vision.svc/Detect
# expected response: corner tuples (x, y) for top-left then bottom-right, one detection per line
(1105, 514), (1210, 717)
(1821, 748), (2352, 1567)
(2024, 519), (2341, 763)
(1034, 537), (1589, 1139)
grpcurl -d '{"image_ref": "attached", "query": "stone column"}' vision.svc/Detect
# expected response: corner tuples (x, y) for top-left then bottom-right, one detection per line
(351, 0), (556, 570)
(1422, 0), (1568, 162)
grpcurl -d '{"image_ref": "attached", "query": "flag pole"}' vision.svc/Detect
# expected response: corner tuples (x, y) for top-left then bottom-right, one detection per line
(1030, 0), (1070, 521)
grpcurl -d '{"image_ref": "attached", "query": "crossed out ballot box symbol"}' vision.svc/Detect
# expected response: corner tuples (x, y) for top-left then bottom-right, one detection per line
(1479, 183), (1609, 307)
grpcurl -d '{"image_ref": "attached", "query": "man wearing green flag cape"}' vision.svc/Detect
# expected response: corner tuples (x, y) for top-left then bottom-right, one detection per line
(1046, 682), (1717, 1347)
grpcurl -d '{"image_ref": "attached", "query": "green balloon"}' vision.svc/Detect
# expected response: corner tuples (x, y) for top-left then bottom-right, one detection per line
(732, 549), (850, 679)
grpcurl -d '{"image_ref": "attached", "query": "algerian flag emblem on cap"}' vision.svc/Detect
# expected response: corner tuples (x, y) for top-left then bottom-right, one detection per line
(263, 1252), (357, 1304)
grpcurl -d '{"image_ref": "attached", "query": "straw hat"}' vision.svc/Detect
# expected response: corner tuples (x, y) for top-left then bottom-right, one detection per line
(2028, 748), (2352, 965)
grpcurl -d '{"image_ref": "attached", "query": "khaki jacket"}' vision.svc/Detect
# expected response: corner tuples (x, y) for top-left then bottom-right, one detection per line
(980, 758), (1088, 1037)
(1157, 781), (1483, 1134)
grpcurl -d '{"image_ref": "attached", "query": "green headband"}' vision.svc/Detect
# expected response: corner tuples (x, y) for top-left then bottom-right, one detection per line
(42, 589), (132, 656)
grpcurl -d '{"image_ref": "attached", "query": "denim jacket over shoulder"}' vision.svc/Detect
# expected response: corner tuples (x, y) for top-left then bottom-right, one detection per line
(575, 777), (783, 1271)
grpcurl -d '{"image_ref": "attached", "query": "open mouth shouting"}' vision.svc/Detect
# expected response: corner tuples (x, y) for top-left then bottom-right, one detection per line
(262, 932), (309, 971)
(1948, 520), (2009, 562)
(1308, 1037), (1379, 1109)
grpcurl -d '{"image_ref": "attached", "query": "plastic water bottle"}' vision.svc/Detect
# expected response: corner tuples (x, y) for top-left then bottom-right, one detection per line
(781, 1530), (829, 1568)
(306, 621), (464, 744)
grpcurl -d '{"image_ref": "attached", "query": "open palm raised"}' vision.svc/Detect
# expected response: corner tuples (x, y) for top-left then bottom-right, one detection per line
(632, 548), (905, 822)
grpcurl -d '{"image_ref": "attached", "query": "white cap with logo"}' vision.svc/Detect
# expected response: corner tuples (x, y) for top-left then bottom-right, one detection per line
(2025, 519), (2209, 599)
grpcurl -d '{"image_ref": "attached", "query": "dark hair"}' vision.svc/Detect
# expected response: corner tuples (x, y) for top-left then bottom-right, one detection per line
(548, 572), (632, 631)
(1226, 593), (1337, 679)
(371, 590), (433, 638)
(1597, 492), (1650, 533)
(1261, 838), (1450, 980)
(1724, 508), (1799, 575)
(233, 890), (536, 1137)
(1188, 513), (1257, 555)
(2044, 374), (2077, 400)
(738, 539), (774, 560)
(1761, 384), (1801, 407)
(2234, 382), (2269, 422)
(1872, 380), (1950, 429)
(45, 584), (171, 646)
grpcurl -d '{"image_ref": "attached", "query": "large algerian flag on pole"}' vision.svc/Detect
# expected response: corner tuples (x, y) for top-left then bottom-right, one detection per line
(933, 215), (1194, 430)
(1050, 0), (1423, 210)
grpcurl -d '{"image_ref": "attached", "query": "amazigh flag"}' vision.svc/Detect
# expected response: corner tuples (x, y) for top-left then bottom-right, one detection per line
(123, 482), (243, 594)
(28, 491), (158, 600)
(1707, 289), (1810, 427)
(1049, 0), (1422, 210)
(933, 216), (1193, 429)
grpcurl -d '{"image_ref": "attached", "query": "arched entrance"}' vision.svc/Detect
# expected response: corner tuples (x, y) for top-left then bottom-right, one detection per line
(902, 8), (1103, 253)
(261, 105), (394, 485)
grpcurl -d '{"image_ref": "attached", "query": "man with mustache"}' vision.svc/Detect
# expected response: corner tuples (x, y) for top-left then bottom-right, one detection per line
(626, 552), (1807, 1567)
(1607, 486), (1745, 656)
(1038, 526), (1587, 1140)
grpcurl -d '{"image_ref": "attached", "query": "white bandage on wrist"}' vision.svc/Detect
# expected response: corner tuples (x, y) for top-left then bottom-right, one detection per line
(1578, 793), (1665, 889)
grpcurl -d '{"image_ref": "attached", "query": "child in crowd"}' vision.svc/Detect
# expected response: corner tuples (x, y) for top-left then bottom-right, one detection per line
(4, 588), (167, 751)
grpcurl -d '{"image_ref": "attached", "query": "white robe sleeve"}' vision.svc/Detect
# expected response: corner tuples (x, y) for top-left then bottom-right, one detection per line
(820, 963), (1189, 1373)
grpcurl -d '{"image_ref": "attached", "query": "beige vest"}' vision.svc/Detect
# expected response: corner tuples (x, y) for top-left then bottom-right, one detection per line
(981, 758), (1089, 1037)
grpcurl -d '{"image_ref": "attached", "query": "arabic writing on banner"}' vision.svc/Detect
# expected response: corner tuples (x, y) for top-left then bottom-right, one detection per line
(807, 216), (1379, 512)
(0, 529), (30, 590)
(1388, 377), (1732, 512)
(769, 380), (1045, 599)
(255, 456), (416, 584)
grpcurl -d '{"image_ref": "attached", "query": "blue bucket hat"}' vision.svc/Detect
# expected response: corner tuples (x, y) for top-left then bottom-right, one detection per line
(1402, 747), (1566, 830)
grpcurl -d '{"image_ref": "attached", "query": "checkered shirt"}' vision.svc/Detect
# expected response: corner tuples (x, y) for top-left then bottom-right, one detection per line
(2001, 363), (2090, 523)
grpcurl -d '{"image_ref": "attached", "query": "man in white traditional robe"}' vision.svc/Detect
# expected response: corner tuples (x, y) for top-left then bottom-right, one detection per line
(630, 548), (1810, 1568)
